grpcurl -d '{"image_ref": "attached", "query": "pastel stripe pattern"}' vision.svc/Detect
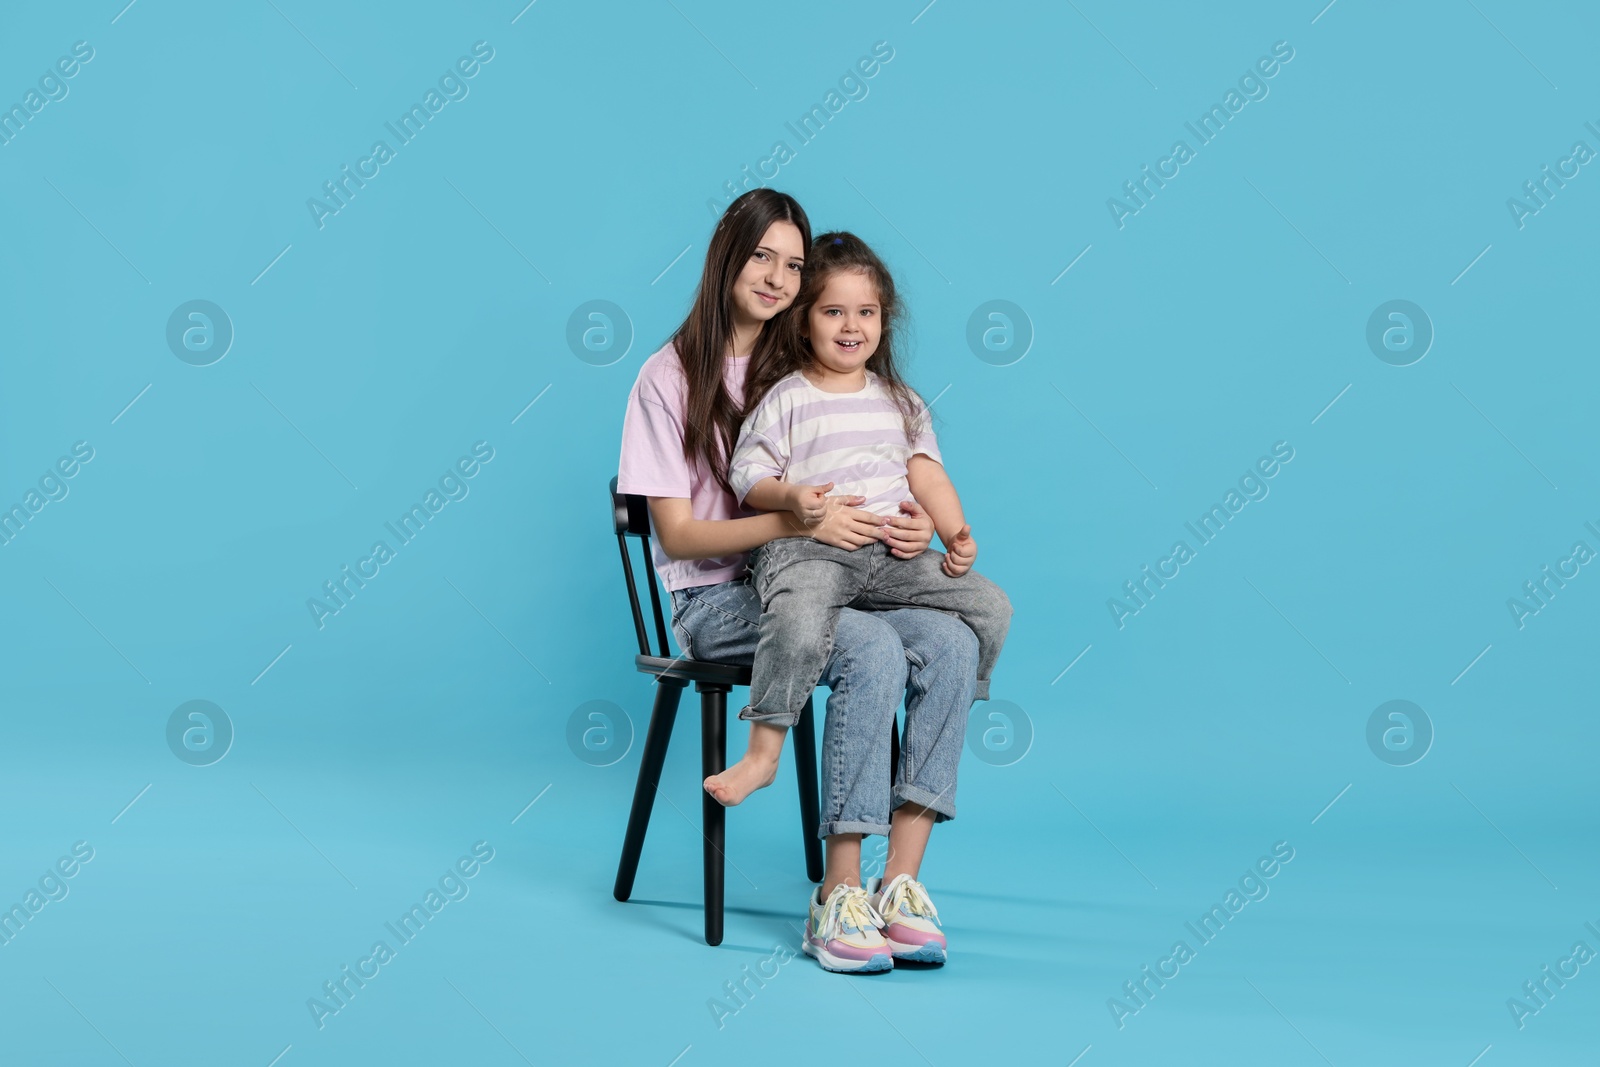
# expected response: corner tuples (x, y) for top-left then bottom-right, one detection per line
(729, 371), (941, 518)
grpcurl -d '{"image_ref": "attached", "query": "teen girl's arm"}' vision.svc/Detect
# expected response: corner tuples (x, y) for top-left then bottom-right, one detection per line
(649, 496), (889, 558)
(906, 454), (979, 577)
(648, 498), (805, 560)
(880, 500), (937, 560)
(745, 481), (938, 555)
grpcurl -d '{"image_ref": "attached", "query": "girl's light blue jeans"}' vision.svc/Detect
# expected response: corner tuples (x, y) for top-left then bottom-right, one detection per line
(670, 577), (978, 838)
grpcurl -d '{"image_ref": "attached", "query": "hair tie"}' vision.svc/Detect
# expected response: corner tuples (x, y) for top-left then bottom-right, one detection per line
(831, 237), (844, 245)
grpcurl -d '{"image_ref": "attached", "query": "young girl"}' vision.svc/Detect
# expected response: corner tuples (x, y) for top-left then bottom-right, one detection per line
(719, 232), (1013, 970)
(618, 192), (982, 973)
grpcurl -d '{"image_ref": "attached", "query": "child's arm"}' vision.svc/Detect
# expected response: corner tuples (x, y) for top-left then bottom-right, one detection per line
(906, 454), (964, 545)
(730, 388), (844, 533)
(744, 476), (792, 514)
(745, 477), (840, 529)
(650, 492), (883, 558)
(730, 393), (799, 518)
(907, 454), (978, 577)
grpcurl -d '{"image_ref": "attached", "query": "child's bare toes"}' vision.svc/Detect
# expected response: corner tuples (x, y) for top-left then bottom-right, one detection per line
(703, 755), (780, 808)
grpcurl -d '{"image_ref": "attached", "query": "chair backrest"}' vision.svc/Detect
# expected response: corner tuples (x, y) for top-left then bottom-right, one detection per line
(610, 476), (672, 658)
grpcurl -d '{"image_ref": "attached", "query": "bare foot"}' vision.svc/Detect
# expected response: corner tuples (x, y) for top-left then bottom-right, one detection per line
(704, 751), (780, 807)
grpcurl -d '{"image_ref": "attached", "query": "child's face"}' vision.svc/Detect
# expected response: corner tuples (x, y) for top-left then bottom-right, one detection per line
(805, 270), (880, 375)
(730, 221), (805, 330)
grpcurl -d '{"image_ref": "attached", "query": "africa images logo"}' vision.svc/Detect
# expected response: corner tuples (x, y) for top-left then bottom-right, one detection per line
(306, 42), (495, 230)
(1106, 40), (1295, 229)
(306, 442), (495, 629)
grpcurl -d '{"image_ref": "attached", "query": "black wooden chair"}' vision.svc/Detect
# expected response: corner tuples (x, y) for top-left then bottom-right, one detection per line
(608, 476), (823, 946)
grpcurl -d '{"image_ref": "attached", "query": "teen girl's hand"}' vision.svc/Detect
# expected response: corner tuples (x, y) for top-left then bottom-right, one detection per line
(881, 499), (937, 560)
(806, 494), (887, 550)
(941, 525), (978, 577)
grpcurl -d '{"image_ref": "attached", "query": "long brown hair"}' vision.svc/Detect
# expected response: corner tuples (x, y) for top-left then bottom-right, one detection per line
(672, 189), (811, 495)
(746, 231), (923, 443)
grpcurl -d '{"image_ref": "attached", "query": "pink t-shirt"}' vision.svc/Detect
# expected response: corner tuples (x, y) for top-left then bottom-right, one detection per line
(617, 342), (757, 592)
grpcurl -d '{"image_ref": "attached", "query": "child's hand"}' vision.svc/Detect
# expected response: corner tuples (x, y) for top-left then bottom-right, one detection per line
(941, 525), (977, 577)
(790, 481), (836, 527)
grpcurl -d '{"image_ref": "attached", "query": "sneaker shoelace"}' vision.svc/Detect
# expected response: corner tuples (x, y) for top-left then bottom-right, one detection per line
(884, 878), (940, 926)
(821, 886), (884, 944)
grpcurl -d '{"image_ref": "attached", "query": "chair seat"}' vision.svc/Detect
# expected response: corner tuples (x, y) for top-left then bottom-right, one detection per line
(635, 655), (752, 688)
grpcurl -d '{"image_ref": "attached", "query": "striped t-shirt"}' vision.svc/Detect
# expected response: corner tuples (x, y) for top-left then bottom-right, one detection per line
(729, 370), (941, 518)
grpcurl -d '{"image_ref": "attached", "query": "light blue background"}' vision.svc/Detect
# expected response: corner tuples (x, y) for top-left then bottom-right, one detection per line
(2, 1), (1596, 1064)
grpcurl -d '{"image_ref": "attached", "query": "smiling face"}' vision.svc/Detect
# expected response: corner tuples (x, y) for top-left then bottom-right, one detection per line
(728, 221), (805, 339)
(805, 269), (881, 376)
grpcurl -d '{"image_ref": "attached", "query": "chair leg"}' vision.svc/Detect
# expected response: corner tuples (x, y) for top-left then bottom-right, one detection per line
(791, 695), (823, 883)
(700, 685), (728, 947)
(613, 678), (686, 902)
(890, 711), (902, 785)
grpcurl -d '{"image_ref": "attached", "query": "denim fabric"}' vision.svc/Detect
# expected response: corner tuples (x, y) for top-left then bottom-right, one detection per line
(669, 579), (978, 836)
(744, 537), (1011, 726)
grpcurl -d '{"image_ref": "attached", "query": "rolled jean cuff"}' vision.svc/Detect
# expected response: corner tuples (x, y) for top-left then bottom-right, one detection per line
(893, 783), (956, 823)
(817, 818), (892, 839)
(737, 703), (802, 728)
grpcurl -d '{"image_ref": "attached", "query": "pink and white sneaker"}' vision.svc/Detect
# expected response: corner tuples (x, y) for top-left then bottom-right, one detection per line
(867, 874), (947, 964)
(803, 884), (892, 974)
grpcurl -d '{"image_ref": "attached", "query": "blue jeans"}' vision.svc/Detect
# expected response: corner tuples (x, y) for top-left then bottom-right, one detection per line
(670, 578), (978, 837)
(746, 537), (1011, 724)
